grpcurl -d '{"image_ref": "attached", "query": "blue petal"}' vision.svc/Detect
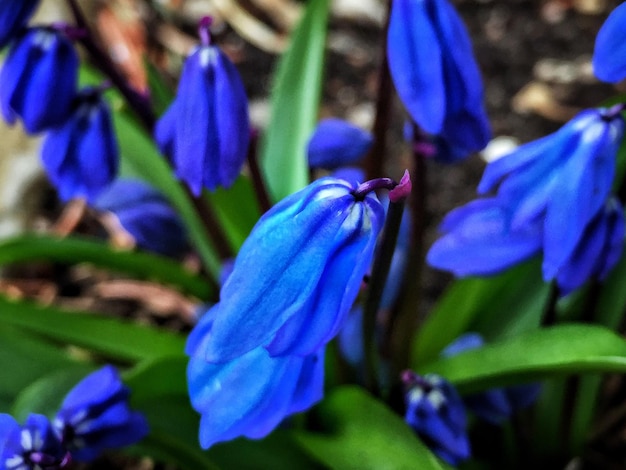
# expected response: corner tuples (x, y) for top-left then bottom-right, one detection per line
(154, 99), (178, 161)
(0, 414), (19, 461)
(387, 0), (445, 134)
(59, 366), (127, 416)
(427, 198), (542, 277)
(331, 167), (366, 186)
(0, 1), (38, 48)
(307, 118), (373, 169)
(440, 332), (483, 357)
(464, 390), (511, 425)
(593, 2), (626, 83)
(288, 348), (326, 414)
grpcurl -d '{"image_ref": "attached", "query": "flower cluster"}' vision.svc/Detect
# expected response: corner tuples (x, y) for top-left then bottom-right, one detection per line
(428, 106), (625, 295)
(0, 5), (119, 203)
(186, 177), (386, 447)
(0, 366), (148, 469)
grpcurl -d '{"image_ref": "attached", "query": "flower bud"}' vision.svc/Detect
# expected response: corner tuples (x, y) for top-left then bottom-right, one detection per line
(307, 118), (373, 170)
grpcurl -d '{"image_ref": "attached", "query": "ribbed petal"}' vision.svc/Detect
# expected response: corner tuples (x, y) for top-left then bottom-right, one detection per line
(214, 49), (250, 187)
(288, 348), (325, 414)
(0, 414), (19, 462)
(307, 118), (373, 169)
(593, 2), (626, 83)
(199, 178), (384, 362)
(59, 365), (126, 413)
(427, 198), (542, 277)
(388, 0), (445, 134)
(0, 32), (32, 124)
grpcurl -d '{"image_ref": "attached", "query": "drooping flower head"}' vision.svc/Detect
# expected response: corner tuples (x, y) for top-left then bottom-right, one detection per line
(592, 2), (626, 83)
(41, 85), (119, 203)
(195, 177), (385, 363)
(307, 118), (373, 170)
(387, 0), (491, 157)
(155, 17), (250, 195)
(0, 26), (78, 133)
(186, 311), (325, 448)
(441, 333), (541, 425)
(94, 179), (187, 257)
(477, 107), (625, 281)
(0, 1), (39, 49)
(0, 414), (70, 470)
(402, 371), (470, 466)
(53, 366), (148, 462)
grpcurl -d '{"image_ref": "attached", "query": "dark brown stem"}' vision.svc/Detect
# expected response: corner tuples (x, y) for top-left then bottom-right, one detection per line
(247, 131), (272, 214)
(364, 0), (393, 181)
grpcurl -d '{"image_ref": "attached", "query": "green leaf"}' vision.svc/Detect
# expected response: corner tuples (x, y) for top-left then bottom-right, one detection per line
(113, 110), (222, 279)
(260, 0), (330, 201)
(0, 234), (212, 300)
(11, 366), (94, 421)
(419, 324), (626, 393)
(295, 386), (449, 470)
(0, 326), (82, 411)
(413, 258), (545, 364)
(125, 355), (188, 401)
(0, 295), (185, 362)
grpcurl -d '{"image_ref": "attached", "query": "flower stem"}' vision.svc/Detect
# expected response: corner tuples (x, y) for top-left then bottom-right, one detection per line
(363, 172), (411, 395)
(247, 130), (272, 214)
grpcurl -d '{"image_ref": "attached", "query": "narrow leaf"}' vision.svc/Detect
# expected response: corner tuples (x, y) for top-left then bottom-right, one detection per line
(260, 0), (330, 201)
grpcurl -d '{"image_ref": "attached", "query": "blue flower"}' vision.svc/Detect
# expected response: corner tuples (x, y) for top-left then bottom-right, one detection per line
(0, 1), (39, 49)
(552, 197), (625, 295)
(1, 414), (70, 469)
(402, 371), (470, 466)
(41, 86), (119, 203)
(155, 41), (249, 195)
(477, 108), (624, 281)
(186, 312), (324, 448)
(387, 0), (490, 156)
(0, 27), (78, 133)
(307, 118), (373, 169)
(593, 2), (626, 83)
(331, 167), (365, 186)
(94, 179), (187, 257)
(195, 177), (385, 362)
(427, 198), (542, 277)
(441, 333), (541, 425)
(53, 365), (148, 462)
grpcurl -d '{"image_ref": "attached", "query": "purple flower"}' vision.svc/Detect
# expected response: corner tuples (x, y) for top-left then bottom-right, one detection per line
(186, 312), (324, 448)
(593, 2), (626, 83)
(307, 118), (373, 169)
(0, 27), (78, 133)
(41, 86), (119, 203)
(1, 414), (70, 469)
(387, 0), (490, 156)
(53, 366), (148, 462)
(427, 198), (542, 277)
(402, 371), (470, 466)
(195, 177), (384, 362)
(155, 25), (249, 195)
(94, 179), (187, 257)
(0, 1), (39, 49)
(478, 107), (624, 281)
(441, 333), (541, 425)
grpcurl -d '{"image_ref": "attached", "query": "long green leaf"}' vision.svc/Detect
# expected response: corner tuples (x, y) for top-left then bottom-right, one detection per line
(0, 234), (211, 300)
(260, 0), (330, 201)
(413, 258), (545, 364)
(0, 296), (185, 362)
(419, 324), (626, 393)
(295, 386), (449, 470)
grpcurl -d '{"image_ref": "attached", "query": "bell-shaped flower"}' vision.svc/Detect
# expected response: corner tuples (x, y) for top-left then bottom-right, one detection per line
(478, 107), (625, 281)
(441, 333), (541, 425)
(427, 198), (542, 277)
(186, 312), (324, 448)
(307, 118), (373, 170)
(197, 177), (385, 362)
(1, 414), (70, 469)
(53, 365), (148, 462)
(41, 86), (119, 203)
(387, 0), (491, 156)
(551, 197), (625, 295)
(0, 1), (39, 49)
(94, 179), (187, 257)
(0, 27), (78, 133)
(402, 371), (470, 466)
(155, 29), (249, 195)
(593, 2), (626, 83)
